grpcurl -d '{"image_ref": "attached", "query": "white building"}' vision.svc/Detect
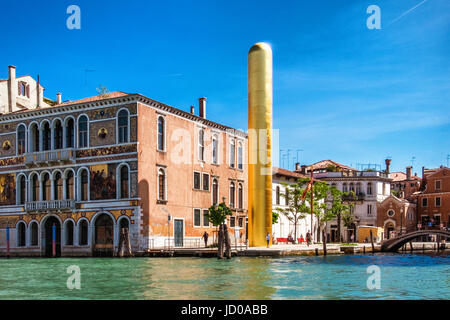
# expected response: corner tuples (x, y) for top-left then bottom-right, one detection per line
(295, 160), (391, 242)
(272, 167), (319, 242)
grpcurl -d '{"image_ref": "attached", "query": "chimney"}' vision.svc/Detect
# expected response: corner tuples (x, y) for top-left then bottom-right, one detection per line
(295, 162), (300, 171)
(36, 75), (40, 108)
(385, 158), (391, 174)
(422, 166), (425, 179)
(190, 105), (195, 115)
(7, 65), (16, 113)
(301, 165), (308, 174)
(198, 97), (206, 119)
(56, 92), (62, 104)
(406, 166), (412, 180)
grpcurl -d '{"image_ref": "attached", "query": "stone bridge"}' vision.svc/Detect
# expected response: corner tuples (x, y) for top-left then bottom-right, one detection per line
(381, 230), (450, 252)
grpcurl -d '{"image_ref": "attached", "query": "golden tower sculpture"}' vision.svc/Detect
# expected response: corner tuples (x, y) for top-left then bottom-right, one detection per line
(248, 42), (273, 247)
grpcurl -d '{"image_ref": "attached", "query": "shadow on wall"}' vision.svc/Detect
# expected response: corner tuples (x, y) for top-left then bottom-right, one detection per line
(139, 179), (149, 236)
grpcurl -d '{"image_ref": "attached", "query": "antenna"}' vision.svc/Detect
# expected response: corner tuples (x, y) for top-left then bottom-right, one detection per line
(447, 154), (450, 167)
(410, 156), (416, 168)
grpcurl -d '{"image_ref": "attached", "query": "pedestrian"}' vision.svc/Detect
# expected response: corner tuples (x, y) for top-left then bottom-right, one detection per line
(266, 233), (270, 248)
(202, 231), (209, 248)
(306, 231), (311, 247)
(350, 233), (354, 243)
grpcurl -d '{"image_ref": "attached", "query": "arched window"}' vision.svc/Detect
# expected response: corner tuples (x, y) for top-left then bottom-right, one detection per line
(18, 175), (26, 205)
(31, 173), (39, 201)
(158, 168), (166, 201)
(212, 179), (219, 204)
(157, 116), (165, 151)
(54, 172), (63, 200)
(238, 183), (243, 209)
(356, 182), (361, 194)
(17, 222), (26, 247)
(237, 142), (243, 170)
(65, 221), (74, 245)
(65, 171), (74, 200)
(53, 120), (63, 150)
(276, 186), (280, 205)
(198, 129), (205, 161)
(120, 166), (129, 199)
(343, 183), (348, 193)
(30, 222), (38, 246)
(79, 220), (88, 245)
(29, 123), (40, 152)
(17, 125), (26, 155)
(65, 118), (75, 148)
(230, 139), (235, 168)
(42, 173), (51, 201)
(212, 135), (218, 164)
(118, 110), (129, 143)
(349, 183), (355, 192)
(42, 122), (51, 151)
(80, 169), (89, 201)
(230, 182), (235, 208)
(78, 116), (88, 148)
(367, 183), (373, 195)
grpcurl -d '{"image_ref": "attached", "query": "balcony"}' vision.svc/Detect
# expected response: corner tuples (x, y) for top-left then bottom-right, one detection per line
(25, 200), (75, 212)
(342, 192), (366, 201)
(25, 149), (76, 166)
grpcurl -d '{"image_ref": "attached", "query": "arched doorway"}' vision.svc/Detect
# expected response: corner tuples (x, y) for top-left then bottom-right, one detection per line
(385, 222), (395, 239)
(94, 214), (114, 257)
(44, 217), (61, 257)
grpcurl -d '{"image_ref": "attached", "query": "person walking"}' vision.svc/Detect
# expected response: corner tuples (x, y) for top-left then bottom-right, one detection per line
(266, 233), (271, 248)
(202, 231), (209, 248)
(306, 231), (311, 247)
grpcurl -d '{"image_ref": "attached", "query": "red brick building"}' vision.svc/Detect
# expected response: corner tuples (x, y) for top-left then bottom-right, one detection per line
(389, 166), (421, 201)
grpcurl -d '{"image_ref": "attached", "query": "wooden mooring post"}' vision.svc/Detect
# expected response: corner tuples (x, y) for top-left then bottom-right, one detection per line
(409, 241), (413, 253)
(322, 233), (327, 256)
(118, 228), (132, 257)
(369, 230), (375, 253)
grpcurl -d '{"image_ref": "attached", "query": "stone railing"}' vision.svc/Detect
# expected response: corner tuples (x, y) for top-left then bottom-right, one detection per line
(25, 149), (76, 165)
(25, 200), (75, 211)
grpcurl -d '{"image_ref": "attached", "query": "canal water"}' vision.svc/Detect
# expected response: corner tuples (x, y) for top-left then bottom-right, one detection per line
(0, 252), (448, 299)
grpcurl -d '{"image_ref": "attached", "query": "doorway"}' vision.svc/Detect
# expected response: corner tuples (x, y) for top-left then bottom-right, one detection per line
(94, 214), (114, 257)
(174, 219), (184, 247)
(44, 217), (61, 257)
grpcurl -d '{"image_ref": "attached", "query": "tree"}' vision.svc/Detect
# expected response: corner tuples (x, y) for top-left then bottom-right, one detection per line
(272, 211), (279, 225)
(303, 180), (332, 242)
(327, 187), (352, 243)
(206, 202), (233, 259)
(273, 180), (310, 243)
(341, 191), (357, 242)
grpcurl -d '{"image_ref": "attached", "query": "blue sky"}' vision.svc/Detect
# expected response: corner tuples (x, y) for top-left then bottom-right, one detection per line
(1, 0), (448, 174)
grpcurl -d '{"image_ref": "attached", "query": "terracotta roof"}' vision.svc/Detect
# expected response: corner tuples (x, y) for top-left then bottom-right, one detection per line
(389, 172), (420, 182)
(58, 91), (129, 106)
(309, 160), (357, 171)
(273, 167), (307, 179)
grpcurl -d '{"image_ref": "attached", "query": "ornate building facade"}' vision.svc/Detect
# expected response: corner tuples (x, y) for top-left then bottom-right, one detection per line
(0, 66), (248, 256)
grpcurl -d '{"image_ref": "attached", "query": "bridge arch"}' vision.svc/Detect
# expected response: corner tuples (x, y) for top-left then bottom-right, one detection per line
(381, 230), (450, 252)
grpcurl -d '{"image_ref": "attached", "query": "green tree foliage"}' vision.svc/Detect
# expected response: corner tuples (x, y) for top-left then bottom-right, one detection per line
(206, 202), (232, 226)
(272, 210), (279, 225)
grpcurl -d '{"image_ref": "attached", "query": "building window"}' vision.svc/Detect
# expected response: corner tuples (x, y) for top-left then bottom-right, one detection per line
(31, 173), (39, 201)
(435, 180), (441, 190)
(53, 120), (63, 150)
(18, 175), (26, 205)
(203, 209), (209, 227)
(238, 217), (244, 228)
(30, 222), (38, 246)
(198, 129), (205, 161)
(54, 172), (63, 200)
(422, 198), (428, 207)
(78, 115), (88, 148)
(42, 173), (51, 201)
(276, 186), (280, 205)
(230, 182), (235, 208)
(387, 210), (395, 217)
(435, 197), (441, 207)
(80, 169), (89, 201)
(212, 179), (219, 204)
(65, 171), (74, 200)
(42, 122), (51, 151)
(285, 188), (289, 206)
(157, 116), (165, 151)
(194, 209), (201, 227)
(343, 183), (348, 193)
(230, 217), (236, 228)
(79, 220), (88, 246)
(367, 183), (372, 195)
(29, 123), (40, 152)
(65, 118), (75, 148)
(65, 221), (74, 245)
(238, 183), (243, 209)
(237, 142), (243, 170)
(356, 183), (361, 194)
(118, 109), (129, 143)
(158, 168), (166, 201)
(120, 166), (129, 199)
(193, 172), (201, 190)
(17, 222), (26, 247)
(212, 135), (218, 164)
(17, 124), (26, 155)
(230, 139), (235, 168)
(367, 204), (373, 215)
(349, 183), (355, 193)
(203, 173), (210, 191)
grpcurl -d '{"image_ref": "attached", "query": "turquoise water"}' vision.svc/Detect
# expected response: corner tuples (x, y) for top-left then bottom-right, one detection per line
(0, 253), (448, 299)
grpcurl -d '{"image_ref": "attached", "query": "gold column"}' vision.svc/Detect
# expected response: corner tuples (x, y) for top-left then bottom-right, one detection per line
(248, 42), (273, 247)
